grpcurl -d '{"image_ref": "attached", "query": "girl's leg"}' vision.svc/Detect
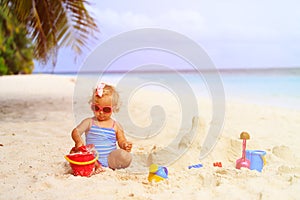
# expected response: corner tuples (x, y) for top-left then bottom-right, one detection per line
(107, 149), (132, 170)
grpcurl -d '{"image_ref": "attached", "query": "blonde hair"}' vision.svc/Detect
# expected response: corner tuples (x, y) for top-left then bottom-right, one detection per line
(90, 83), (120, 112)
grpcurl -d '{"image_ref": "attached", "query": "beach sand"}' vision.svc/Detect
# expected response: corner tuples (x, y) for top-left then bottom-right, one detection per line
(0, 74), (299, 200)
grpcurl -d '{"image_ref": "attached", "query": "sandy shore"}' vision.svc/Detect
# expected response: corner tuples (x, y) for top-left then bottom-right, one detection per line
(0, 74), (299, 200)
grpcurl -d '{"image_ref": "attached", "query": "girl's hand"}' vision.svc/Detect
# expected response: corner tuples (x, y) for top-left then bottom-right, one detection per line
(122, 141), (132, 152)
(69, 145), (87, 154)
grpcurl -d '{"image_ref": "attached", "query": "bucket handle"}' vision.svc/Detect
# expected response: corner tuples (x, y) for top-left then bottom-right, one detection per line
(64, 153), (99, 165)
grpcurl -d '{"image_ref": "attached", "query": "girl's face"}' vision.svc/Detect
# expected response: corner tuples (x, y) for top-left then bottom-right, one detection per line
(92, 96), (113, 121)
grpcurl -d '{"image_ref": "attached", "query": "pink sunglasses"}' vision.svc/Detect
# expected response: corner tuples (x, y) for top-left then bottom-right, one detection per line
(91, 104), (112, 113)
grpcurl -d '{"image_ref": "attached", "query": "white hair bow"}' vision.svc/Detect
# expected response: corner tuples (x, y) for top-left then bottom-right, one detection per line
(96, 83), (106, 97)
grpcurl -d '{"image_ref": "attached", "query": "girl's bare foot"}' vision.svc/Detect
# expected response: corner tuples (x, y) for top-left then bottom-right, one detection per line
(94, 161), (105, 174)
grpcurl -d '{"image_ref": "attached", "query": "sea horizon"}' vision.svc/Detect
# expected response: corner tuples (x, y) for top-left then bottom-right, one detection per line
(33, 66), (300, 76)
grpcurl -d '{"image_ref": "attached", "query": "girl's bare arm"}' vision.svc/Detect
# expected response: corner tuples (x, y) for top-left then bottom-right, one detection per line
(115, 122), (132, 152)
(71, 118), (91, 149)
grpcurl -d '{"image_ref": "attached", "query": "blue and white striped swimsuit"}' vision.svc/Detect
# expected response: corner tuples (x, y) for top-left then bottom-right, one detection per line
(86, 120), (117, 167)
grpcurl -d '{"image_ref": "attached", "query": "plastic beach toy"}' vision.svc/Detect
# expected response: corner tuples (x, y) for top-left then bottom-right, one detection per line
(188, 164), (203, 169)
(148, 164), (168, 182)
(213, 162), (222, 167)
(65, 145), (98, 177)
(246, 150), (266, 172)
(236, 132), (251, 170)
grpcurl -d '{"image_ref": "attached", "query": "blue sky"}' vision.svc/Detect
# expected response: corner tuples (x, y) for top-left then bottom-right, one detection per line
(35, 0), (300, 72)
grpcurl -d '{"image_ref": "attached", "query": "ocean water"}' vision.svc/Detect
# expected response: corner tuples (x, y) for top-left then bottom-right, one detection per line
(65, 68), (300, 111)
(218, 69), (300, 110)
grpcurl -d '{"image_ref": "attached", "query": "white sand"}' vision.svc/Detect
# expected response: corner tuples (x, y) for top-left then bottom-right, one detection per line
(0, 74), (299, 200)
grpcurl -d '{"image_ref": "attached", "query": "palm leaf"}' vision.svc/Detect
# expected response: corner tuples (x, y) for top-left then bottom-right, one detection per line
(0, 0), (99, 66)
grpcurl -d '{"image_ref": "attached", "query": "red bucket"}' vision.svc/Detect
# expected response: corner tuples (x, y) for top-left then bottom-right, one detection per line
(65, 152), (98, 177)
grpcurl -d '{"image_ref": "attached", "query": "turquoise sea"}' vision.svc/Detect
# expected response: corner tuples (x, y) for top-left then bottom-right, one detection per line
(217, 68), (300, 110)
(54, 68), (300, 111)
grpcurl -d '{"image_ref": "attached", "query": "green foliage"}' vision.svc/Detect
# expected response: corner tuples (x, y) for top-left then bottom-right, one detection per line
(1, 0), (99, 67)
(0, 8), (34, 75)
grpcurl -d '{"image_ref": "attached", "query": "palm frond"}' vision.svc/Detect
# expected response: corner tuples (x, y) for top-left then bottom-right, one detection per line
(60, 0), (98, 52)
(1, 0), (99, 66)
